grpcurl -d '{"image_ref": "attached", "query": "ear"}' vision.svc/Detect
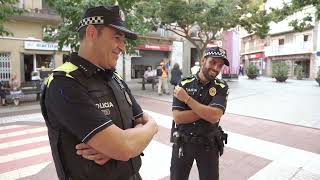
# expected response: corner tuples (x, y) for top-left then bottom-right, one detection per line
(85, 25), (97, 40)
(200, 57), (205, 66)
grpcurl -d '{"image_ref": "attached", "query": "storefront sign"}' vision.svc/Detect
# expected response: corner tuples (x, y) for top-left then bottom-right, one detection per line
(246, 52), (264, 59)
(24, 41), (71, 51)
(137, 44), (171, 51)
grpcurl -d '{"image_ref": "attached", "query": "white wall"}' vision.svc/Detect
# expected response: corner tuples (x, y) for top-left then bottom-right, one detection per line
(170, 41), (184, 71)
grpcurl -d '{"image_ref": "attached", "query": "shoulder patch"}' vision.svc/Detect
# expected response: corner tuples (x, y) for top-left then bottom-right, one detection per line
(214, 79), (226, 88)
(53, 62), (78, 74)
(181, 76), (195, 86)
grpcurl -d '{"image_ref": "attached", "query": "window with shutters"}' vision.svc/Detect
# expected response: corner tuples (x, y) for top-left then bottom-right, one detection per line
(0, 52), (11, 81)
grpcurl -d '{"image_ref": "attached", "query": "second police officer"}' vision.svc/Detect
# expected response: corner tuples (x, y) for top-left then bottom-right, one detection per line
(171, 47), (229, 180)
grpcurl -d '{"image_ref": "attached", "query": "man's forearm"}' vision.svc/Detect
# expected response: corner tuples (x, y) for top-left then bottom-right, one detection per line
(124, 116), (158, 158)
(173, 110), (200, 124)
(186, 97), (222, 124)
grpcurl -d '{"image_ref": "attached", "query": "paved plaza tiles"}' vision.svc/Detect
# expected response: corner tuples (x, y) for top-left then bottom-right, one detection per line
(0, 110), (319, 180)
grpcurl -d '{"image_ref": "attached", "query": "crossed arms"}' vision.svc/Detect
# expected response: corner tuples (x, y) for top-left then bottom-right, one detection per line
(172, 86), (224, 124)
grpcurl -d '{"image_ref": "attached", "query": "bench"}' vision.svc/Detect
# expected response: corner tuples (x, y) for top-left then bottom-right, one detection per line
(20, 80), (42, 100)
(142, 77), (158, 91)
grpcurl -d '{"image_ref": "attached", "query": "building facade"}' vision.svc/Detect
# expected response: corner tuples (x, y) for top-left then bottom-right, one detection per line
(0, 0), (68, 85)
(240, 33), (266, 76)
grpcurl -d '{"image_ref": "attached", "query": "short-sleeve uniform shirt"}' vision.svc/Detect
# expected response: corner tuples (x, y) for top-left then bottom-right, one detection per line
(45, 53), (143, 143)
(172, 73), (229, 136)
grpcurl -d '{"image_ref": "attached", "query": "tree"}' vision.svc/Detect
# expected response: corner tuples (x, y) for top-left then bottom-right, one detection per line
(0, 0), (22, 36)
(44, 0), (153, 52)
(135, 0), (268, 57)
(269, 0), (320, 32)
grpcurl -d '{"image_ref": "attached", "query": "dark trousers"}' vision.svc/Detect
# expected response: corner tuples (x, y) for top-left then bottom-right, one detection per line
(170, 143), (219, 180)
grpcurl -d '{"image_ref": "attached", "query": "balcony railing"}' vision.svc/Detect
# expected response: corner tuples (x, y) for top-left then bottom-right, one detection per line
(265, 42), (313, 57)
(11, 8), (60, 24)
(241, 45), (265, 54)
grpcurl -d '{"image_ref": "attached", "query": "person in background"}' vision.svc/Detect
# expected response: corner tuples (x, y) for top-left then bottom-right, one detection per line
(158, 59), (169, 95)
(0, 81), (6, 105)
(191, 61), (200, 75)
(144, 66), (156, 83)
(170, 63), (183, 86)
(9, 74), (20, 91)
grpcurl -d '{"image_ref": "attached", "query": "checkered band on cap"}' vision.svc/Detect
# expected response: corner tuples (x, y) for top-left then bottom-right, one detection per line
(77, 16), (104, 31)
(204, 51), (227, 59)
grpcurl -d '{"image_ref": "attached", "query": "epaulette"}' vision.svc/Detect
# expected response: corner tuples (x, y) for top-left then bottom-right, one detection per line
(180, 75), (196, 86)
(214, 78), (227, 89)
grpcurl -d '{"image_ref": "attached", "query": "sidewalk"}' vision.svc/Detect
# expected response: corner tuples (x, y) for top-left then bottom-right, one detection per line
(126, 76), (320, 129)
(0, 76), (319, 180)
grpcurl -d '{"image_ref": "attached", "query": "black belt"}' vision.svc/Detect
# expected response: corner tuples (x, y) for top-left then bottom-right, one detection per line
(181, 134), (209, 144)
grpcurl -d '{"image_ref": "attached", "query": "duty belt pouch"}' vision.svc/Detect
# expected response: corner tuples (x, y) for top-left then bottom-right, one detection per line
(214, 126), (228, 156)
(170, 120), (177, 143)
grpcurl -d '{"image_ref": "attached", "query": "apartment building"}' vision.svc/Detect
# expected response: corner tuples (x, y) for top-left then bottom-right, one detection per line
(265, 29), (315, 78)
(264, 1), (319, 79)
(0, 0), (68, 84)
(241, 33), (266, 76)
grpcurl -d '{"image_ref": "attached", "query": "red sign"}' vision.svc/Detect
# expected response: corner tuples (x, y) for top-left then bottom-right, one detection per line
(137, 44), (171, 51)
(248, 52), (264, 59)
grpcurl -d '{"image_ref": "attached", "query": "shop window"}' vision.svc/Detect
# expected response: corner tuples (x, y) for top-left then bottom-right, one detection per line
(279, 39), (284, 45)
(36, 54), (53, 69)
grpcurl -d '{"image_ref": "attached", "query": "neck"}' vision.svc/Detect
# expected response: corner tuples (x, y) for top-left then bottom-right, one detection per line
(78, 44), (101, 67)
(198, 70), (209, 84)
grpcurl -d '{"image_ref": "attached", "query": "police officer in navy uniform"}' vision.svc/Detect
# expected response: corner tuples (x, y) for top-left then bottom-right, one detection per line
(171, 47), (229, 180)
(40, 5), (158, 180)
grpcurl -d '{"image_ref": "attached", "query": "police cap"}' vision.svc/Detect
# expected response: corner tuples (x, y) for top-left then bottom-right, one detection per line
(204, 47), (230, 66)
(77, 5), (138, 40)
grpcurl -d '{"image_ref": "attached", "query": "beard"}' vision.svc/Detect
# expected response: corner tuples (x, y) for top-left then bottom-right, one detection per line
(202, 66), (219, 81)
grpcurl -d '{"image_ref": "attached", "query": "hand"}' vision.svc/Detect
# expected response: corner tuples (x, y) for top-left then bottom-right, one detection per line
(75, 143), (111, 165)
(174, 86), (190, 104)
(134, 112), (152, 125)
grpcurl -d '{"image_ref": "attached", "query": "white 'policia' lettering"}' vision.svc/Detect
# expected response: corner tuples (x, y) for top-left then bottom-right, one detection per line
(95, 102), (114, 109)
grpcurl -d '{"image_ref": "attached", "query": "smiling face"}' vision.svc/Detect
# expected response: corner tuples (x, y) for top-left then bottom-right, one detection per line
(91, 26), (125, 69)
(200, 56), (225, 81)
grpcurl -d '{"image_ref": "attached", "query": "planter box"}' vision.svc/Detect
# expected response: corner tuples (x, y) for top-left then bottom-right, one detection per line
(275, 76), (288, 82)
(316, 78), (320, 86)
(247, 74), (257, 79)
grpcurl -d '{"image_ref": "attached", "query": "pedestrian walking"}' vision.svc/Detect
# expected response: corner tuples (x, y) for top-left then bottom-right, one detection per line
(40, 5), (158, 180)
(171, 47), (229, 180)
(170, 63), (183, 86)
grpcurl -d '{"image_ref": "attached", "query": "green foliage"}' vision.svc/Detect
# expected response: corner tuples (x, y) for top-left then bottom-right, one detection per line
(295, 65), (304, 80)
(272, 61), (289, 78)
(44, 0), (152, 53)
(246, 63), (257, 76)
(139, 0), (268, 57)
(269, 0), (320, 32)
(0, 0), (23, 36)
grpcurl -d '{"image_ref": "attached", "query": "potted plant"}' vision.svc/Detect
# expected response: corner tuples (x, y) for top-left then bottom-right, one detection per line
(246, 63), (258, 79)
(295, 65), (304, 80)
(316, 67), (320, 86)
(272, 61), (289, 82)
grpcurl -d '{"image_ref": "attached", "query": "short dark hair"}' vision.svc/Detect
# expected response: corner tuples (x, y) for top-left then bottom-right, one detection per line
(78, 25), (105, 41)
